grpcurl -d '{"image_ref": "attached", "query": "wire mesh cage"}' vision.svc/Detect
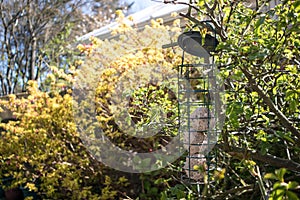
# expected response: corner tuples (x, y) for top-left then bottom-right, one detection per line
(177, 24), (221, 197)
(178, 62), (218, 192)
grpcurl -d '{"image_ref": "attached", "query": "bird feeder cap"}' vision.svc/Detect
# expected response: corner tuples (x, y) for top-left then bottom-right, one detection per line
(177, 31), (218, 58)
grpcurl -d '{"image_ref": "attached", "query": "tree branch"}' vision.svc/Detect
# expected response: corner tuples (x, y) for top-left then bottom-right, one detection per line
(218, 144), (300, 173)
(162, 0), (201, 13)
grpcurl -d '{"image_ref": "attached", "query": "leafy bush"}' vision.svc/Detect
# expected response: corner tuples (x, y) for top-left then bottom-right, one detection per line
(0, 12), (192, 199)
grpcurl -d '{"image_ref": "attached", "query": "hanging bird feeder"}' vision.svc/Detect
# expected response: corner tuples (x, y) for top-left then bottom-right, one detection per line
(177, 21), (220, 197)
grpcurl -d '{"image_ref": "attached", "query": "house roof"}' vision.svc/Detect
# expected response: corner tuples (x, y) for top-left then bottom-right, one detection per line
(76, 2), (189, 43)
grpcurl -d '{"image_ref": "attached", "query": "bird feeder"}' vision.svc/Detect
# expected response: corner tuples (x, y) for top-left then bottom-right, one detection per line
(177, 22), (220, 197)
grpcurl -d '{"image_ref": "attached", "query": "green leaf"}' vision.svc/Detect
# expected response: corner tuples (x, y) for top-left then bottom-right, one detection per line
(282, 135), (295, 144)
(274, 188), (285, 197)
(286, 191), (300, 200)
(287, 181), (299, 190)
(264, 173), (277, 180)
(293, 1), (300, 12)
(255, 15), (266, 35)
(275, 168), (287, 182)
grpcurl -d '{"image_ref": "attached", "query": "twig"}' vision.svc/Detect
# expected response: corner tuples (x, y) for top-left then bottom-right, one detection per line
(212, 185), (253, 199)
(161, 0), (201, 13)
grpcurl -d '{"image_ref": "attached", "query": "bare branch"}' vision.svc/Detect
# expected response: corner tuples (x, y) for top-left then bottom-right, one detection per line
(213, 185), (254, 199)
(161, 0), (201, 12)
(218, 144), (300, 173)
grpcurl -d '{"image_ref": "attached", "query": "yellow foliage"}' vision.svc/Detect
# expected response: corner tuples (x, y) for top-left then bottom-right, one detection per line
(25, 183), (37, 192)
(0, 11), (187, 199)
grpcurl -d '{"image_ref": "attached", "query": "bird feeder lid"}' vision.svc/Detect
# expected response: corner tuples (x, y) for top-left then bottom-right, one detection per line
(177, 31), (218, 58)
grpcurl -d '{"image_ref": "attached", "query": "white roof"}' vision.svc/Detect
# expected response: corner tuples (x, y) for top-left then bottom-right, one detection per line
(76, 3), (188, 43)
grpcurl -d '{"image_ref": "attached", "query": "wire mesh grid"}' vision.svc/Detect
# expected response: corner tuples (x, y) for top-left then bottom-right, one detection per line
(178, 60), (219, 197)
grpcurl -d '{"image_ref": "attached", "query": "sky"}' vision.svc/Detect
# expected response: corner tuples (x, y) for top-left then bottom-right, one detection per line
(121, 0), (161, 14)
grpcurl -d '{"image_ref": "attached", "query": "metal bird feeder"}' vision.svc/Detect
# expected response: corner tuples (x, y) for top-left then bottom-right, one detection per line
(177, 22), (219, 197)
